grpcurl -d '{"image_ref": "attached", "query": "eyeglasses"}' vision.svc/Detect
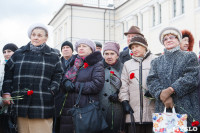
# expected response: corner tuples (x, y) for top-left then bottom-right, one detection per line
(163, 35), (177, 42)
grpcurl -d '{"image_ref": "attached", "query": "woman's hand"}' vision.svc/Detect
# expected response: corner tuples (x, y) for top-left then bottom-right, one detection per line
(2, 94), (11, 105)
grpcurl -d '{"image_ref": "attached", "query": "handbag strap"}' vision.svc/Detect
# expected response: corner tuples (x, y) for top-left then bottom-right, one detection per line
(74, 83), (93, 107)
(74, 83), (83, 106)
(164, 107), (176, 113)
(130, 111), (136, 133)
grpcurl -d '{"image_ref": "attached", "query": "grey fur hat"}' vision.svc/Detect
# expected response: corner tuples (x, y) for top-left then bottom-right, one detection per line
(27, 23), (49, 39)
(75, 38), (96, 53)
(159, 27), (182, 44)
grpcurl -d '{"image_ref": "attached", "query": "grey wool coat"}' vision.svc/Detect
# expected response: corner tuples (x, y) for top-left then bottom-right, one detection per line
(2, 43), (63, 118)
(147, 46), (200, 126)
(99, 59), (123, 133)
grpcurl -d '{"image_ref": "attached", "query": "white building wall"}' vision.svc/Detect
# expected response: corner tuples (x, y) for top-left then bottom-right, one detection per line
(49, 0), (200, 54)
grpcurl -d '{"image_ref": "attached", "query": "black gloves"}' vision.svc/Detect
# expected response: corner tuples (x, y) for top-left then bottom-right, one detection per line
(122, 100), (134, 114)
(63, 80), (75, 92)
(108, 91), (119, 103)
(144, 90), (153, 98)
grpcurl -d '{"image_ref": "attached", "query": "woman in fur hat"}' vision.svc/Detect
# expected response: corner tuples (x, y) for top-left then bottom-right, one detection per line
(147, 27), (200, 129)
(180, 29), (194, 51)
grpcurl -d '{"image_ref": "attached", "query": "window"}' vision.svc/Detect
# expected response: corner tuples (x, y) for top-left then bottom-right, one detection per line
(159, 4), (162, 23)
(153, 6), (155, 26)
(173, 0), (176, 17)
(181, 0), (184, 14)
(199, 0), (200, 7)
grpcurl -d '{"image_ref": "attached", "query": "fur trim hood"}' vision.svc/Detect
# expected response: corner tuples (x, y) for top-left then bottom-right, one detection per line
(181, 30), (194, 51)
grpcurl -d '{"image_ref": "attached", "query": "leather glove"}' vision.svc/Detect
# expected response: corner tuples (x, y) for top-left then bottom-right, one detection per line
(108, 91), (119, 103)
(160, 87), (174, 103)
(63, 80), (75, 92)
(144, 90), (153, 98)
(164, 97), (174, 109)
(122, 100), (134, 114)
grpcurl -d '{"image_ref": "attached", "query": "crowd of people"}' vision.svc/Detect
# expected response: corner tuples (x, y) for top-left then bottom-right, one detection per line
(0, 22), (200, 133)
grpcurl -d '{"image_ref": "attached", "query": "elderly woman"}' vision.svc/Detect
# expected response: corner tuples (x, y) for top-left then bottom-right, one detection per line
(0, 43), (18, 133)
(119, 36), (156, 133)
(60, 39), (105, 133)
(99, 42), (123, 133)
(2, 23), (63, 133)
(147, 27), (200, 127)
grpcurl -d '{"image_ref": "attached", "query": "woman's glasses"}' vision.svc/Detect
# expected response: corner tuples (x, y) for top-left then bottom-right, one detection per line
(163, 35), (177, 42)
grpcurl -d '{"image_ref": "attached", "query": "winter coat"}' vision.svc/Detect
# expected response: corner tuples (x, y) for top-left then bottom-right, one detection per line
(119, 51), (156, 123)
(0, 59), (5, 106)
(147, 46), (200, 126)
(119, 48), (131, 64)
(2, 43), (63, 119)
(59, 51), (105, 133)
(99, 59), (123, 133)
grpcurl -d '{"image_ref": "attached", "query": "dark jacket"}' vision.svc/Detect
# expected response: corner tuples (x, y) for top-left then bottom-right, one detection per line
(99, 59), (123, 133)
(147, 46), (200, 126)
(2, 43), (63, 119)
(59, 51), (105, 133)
(119, 48), (131, 64)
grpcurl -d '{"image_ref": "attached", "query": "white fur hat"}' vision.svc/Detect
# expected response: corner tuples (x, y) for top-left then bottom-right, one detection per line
(27, 23), (49, 39)
(159, 27), (182, 44)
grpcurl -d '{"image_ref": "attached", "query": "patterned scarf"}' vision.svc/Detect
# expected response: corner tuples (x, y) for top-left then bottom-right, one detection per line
(65, 55), (84, 82)
(30, 43), (46, 52)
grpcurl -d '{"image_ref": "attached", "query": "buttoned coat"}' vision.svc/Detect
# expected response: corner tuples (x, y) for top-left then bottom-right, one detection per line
(147, 48), (200, 125)
(2, 43), (63, 118)
(119, 52), (156, 123)
(99, 59), (123, 132)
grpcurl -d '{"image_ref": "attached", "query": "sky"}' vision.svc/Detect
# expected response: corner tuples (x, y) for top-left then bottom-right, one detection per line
(0, 0), (65, 58)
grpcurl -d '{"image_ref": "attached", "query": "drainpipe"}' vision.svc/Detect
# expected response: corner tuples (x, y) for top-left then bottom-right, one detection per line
(104, 9), (107, 44)
(71, 5), (72, 42)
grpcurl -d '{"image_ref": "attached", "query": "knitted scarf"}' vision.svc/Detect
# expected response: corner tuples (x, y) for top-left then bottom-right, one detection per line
(65, 55), (84, 82)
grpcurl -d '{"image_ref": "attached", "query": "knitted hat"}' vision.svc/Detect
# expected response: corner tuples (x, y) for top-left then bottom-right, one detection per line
(27, 23), (49, 39)
(124, 26), (144, 36)
(103, 42), (120, 56)
(75, 39), (96, 53)
(128, 36), (148, 49)
(159, 27), (182, 44)
(3, 43), (18, 53)
(95, 41), (102, 48)
(61, 41), (74, 51)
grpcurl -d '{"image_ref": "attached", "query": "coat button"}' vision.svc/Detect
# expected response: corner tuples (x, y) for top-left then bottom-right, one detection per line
(102, 108), (105, 111)
(104, 93), (107, 97)
(108, 67), (111, 70)
(106, 79), (109, 82)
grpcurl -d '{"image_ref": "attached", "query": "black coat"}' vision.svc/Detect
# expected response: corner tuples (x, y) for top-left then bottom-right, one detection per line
(59, 51), (105, 133)
(119, 48), (131, 64)
(2, 43), (63, 118)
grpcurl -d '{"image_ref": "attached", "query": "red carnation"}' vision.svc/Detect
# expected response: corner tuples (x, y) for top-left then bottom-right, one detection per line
(84, 63), (89, 68)
(27, 90), (33, 96)
(130, 73), (135, 79)
(110, 71), (114, 75)
(191, 121), (200, 126)
(130, 53), (133, 56)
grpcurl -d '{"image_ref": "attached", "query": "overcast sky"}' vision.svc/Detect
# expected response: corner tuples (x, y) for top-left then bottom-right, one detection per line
(0, 0), (65, 58)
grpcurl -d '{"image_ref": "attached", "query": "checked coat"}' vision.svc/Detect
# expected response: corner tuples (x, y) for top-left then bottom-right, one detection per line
(2, 43), (63, 119)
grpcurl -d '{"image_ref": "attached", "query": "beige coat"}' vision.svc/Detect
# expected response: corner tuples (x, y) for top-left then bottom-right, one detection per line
(119, 52), (156, 123)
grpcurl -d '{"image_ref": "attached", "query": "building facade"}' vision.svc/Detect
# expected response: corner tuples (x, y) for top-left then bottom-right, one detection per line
(49, 0), (200, 54)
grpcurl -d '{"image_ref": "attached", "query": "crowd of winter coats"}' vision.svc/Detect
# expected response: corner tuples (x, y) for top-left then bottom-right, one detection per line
(0, 23), (200, 133)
